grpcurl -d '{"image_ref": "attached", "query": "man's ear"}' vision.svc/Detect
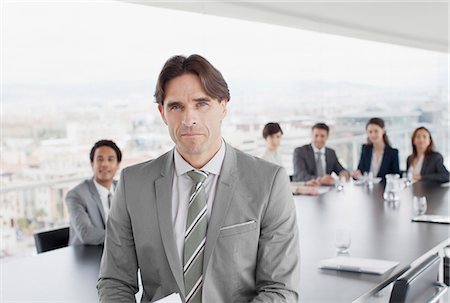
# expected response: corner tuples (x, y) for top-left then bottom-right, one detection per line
(158, 103), (168, 125)
(219, 99), (228, 119)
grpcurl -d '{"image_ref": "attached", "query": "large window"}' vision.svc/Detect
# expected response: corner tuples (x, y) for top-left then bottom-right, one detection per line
(2, 1), (448, 260)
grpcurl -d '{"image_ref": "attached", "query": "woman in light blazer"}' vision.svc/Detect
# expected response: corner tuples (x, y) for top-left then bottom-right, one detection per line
(353, 117), (400, 179)
(407, 127), (449, 183)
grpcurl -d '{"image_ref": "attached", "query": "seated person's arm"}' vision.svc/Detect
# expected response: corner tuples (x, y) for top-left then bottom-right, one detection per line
(66, 191), (105, 245)
(333, 153), (350, 181)
(420, 154), (450, 183)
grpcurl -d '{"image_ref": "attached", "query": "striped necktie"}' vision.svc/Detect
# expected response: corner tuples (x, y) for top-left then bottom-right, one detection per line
(184, 170), (209, 303)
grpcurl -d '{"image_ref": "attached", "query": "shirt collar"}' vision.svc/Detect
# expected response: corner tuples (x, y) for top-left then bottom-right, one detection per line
(93, 179), (114, 196)
(312, 144), (326, 154)
(174, 139), (226, 177)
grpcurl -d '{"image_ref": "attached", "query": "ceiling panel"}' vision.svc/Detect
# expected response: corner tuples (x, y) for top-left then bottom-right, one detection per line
(124, 1), (448, 53)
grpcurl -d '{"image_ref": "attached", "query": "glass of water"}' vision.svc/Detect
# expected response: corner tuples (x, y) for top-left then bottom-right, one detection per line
(413, 196), (427, 215)
(335, 229), (351, 254)
(403, 171), (413, 187)
(336, 176), (346, 191)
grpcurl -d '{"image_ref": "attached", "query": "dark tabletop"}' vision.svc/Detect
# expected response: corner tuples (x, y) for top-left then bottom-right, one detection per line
(2, 181), (448, 302)
(2, 244), (103, 302)
(295, 181), (449, 302)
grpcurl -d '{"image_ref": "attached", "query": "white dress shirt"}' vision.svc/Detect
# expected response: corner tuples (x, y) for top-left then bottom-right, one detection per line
(312, 144), (326, 175)
(172, 140), (226, 266)
(409, 155), (424, 176)
(370, 151), (383, 177)
(93, 179), (115, 219)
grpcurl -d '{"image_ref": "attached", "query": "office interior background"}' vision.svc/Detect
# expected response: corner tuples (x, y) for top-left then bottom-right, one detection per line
(1, 1), (448, 260)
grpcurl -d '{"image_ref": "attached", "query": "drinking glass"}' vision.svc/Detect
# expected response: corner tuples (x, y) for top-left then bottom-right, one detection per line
(413, 196), (427, 215)
(366, 171), (374, 187)
(336, 176), (346, 191)
(384, 174), (401, 201)
(403, 171), (413, 187)
(335, 229), (351, 253)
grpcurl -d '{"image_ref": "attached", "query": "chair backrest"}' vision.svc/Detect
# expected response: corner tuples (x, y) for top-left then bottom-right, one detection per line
(389, 254), (447, 303)
(34, 226), (70, 254)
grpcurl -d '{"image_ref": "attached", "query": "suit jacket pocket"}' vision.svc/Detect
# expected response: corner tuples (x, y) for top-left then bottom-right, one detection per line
(219, 220), (257, 238)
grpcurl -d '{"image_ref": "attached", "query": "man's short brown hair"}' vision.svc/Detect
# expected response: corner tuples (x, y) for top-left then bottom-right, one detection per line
(154, 54), (230, 105)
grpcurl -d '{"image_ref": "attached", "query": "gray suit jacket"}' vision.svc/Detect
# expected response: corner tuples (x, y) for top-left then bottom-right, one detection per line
(293, 144), (346, 182)
(97, 143), (300, 302)
(66, 178), (117, 245)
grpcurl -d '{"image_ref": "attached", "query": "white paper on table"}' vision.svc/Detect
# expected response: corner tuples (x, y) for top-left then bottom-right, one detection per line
(154, 293), (182, 303)
(318, 256), (399, 275)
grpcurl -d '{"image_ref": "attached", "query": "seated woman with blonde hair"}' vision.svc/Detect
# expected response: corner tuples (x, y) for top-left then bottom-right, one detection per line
(407, 127), (449, 183)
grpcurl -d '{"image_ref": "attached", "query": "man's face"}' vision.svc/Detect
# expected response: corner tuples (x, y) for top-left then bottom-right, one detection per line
(91, 146), (120, 184)
(311, 128), (329, 149)
(158, 73), (227, 159)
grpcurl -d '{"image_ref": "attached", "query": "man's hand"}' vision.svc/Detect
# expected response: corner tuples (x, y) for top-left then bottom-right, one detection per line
(339, 171), (350, 182)
(294, 186), (320, 196)
(305, 179), (321, 187)
(319, 175), (335, 186)
(353, 169), (362, 179)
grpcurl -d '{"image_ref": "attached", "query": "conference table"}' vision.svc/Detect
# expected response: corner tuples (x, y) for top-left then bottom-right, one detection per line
(295, 180), (449, 302)
(2, 181), (448, 302)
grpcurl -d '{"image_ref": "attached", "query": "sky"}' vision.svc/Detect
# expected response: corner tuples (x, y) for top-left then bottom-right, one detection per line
(2, 0), (447, 91)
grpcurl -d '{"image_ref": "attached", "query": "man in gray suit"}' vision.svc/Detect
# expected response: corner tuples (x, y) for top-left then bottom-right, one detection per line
(293, 123), (350, 185)
(66, 140), (122, 245)
(97, 55), (300, 302)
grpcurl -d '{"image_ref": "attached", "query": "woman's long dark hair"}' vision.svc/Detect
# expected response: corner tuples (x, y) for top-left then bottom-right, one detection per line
(366, 117), (391, 147)
(409, 126), (435, 166)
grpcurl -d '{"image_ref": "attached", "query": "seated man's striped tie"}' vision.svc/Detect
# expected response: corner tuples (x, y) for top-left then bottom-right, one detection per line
(184, 170), (209, 303)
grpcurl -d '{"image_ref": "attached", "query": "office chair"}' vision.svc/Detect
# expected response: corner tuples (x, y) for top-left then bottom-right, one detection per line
(389, 254), (448, 303)
(33, 226), (70, 254)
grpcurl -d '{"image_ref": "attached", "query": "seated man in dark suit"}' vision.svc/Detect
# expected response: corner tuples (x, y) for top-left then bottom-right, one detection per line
(66, 140), (122, 245)
(293, 123), (350, 185)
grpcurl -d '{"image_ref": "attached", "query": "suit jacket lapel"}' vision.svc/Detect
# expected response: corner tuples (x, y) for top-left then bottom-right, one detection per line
(308, 144), (317, 174)
(421, 154), (430, 175)
(325, 148), (332, 174)
(203, 143), (238, 273)
(366, 145), (373, 173)
(87, 179), (106, 227)
(154, 150), (185, 297)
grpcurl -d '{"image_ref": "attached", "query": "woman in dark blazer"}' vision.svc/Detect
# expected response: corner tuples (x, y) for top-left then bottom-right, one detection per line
(407, 127), (449, 183)
(353, 117), (400, 179)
